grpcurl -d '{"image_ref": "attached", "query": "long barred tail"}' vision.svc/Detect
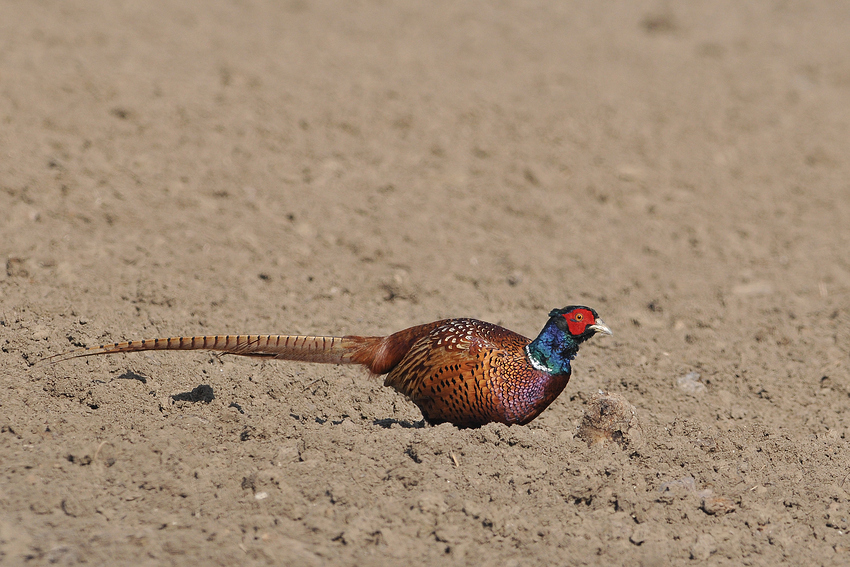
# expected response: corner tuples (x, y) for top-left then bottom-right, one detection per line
(42, 334), (382, 366)
(42, 320), (448, 377)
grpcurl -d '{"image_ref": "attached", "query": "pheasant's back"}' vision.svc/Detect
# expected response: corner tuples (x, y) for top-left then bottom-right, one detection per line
(383, 319), (570, 427)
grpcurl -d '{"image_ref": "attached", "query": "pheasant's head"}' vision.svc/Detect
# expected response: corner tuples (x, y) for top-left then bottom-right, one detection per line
(526, 306), (612, 376)
(548, 306), (612, 342)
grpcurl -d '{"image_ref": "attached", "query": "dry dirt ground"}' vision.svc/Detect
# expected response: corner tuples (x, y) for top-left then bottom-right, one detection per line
(2, 1), (850, 565)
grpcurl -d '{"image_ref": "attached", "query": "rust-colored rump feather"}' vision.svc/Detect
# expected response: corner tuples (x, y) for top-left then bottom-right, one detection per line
(347, 320), (446, 375)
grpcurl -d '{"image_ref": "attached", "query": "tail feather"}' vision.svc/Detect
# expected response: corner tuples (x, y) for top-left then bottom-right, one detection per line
(43, 321), (447, 376)
(43, 334), (380, 366)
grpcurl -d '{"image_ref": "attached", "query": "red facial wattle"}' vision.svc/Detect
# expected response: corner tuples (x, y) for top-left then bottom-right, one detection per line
(563, 308), (595, 336)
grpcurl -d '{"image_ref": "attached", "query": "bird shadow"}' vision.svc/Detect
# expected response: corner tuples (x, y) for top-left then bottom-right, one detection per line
(372, 417), (426, 429)
(171, 384), (215, 404)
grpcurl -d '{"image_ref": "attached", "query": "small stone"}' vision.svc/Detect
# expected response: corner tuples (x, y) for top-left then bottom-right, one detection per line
(576, 391), (642, 449)
(32, 326), (50, 341)
(617, 165), (646, 182)
(677, 372), (706, 394)
(658, 476), (697, 495)
(701, 496), (737, 515)
(732, 281), (773, 296)
(254, 491), (268, 500)
(630, 524), (652, 545)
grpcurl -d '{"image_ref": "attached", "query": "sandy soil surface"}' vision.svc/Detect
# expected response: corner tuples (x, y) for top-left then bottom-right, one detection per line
(2, 1), (850, 565)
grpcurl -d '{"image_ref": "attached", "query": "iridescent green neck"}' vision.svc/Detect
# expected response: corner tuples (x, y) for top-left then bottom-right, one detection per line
(525, 319), (579, 376)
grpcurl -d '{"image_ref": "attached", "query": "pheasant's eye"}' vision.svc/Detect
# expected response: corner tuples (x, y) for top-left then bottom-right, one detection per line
(574, 313), (583, 321)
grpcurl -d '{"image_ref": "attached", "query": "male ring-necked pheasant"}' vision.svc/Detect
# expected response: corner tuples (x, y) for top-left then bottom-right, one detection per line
(46, 306), (611, 428)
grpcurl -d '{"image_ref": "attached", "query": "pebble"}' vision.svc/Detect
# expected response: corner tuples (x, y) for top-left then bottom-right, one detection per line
(677, 372), (706, 394)
(701, 496), (737, 515)
(732, 281), (773, 296)
(576, 391), (642, 449)
(32, 326), (50, 341)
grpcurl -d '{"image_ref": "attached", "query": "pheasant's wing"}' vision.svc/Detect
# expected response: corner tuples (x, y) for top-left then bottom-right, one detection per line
(384, 320), (530, 427)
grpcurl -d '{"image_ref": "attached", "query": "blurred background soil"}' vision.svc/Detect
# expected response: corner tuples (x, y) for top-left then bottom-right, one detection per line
(2, 1), (850, 564)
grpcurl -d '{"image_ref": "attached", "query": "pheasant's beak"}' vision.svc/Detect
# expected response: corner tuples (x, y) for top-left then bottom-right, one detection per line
(589, 319), (613, 337)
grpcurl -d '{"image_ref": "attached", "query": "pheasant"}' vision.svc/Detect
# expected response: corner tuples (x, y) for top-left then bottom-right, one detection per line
(45, 306), (611, 428)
